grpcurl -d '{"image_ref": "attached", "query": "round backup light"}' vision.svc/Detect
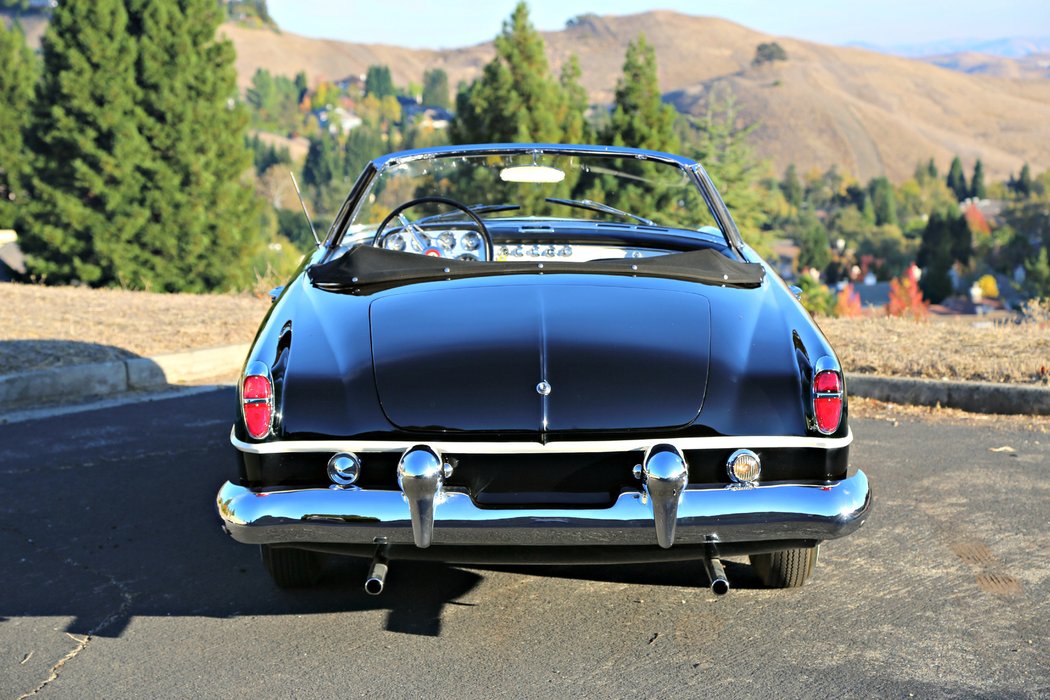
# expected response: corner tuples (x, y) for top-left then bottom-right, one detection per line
(727, 449), (761, 484)
(328, 452), (361, 487)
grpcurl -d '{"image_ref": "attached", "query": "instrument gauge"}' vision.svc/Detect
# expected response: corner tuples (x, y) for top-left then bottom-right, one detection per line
(385, 235), (406, 252)
(438, 231), (457, 249)
(461, 232), (481, 251)
(457, 253), (478, 261)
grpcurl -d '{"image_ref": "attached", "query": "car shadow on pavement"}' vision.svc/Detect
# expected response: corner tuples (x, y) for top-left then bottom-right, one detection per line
(1, 387), (763, 642)
(471, 558), (766, 591)
(0, 388), (490, 639)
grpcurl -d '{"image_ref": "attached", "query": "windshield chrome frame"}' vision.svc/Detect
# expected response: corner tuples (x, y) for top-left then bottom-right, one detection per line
(327, 143), (745, 258)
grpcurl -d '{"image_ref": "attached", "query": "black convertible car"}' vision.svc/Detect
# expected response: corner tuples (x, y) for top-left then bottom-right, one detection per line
(216, 143), (871, 595)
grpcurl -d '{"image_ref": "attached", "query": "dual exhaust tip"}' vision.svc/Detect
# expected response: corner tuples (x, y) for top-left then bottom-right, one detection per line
(703, 557), (730, 596)
(362, 547), (730, 597)
(365, 548), (388, 596)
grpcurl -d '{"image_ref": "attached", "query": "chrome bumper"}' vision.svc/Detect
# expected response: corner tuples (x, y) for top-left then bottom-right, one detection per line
(216, 470), (871, 548)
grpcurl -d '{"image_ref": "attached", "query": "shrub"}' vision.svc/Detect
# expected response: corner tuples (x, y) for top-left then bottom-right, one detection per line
(796, 274), (836, 317)
(834, 283), (863, 318)
(887, 275), (929, 319)
(977, 274), (999, 299)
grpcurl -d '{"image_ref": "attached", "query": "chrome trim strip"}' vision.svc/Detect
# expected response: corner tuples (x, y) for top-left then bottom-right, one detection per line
(216, 470), (871, 548)
(230, 427), (853, 455)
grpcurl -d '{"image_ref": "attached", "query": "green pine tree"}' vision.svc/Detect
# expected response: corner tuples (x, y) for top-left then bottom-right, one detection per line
(917, 210), (956, 303)
(19, 0), (153, 286)
(970, 158), (986, 199)
(451, 2), (577, 144)
(795, 210), (831, 273)
(0, 20), (35, 230)
(868, 176), (898, 226)
(926, 158), (938, 180)
(344, 125), (384, 183)
(365, 65), (394, 99)
(781, 165), (803, 208)
(680, 87), (769, 249)
(1024, 246), (1050, 298)
(125, 0), (264, 292)
(558, 55), (591, 144)
(602, 35), (678, 152)
(302, 133), (344, 214)
(421, 68), (450, 109)
(946, 156), (967, 200)
(1015, 163), (1033, 198)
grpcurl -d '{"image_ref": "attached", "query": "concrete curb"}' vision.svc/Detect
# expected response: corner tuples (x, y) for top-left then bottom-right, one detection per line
(846, 373), (1050, 416)
(0, 344), (249, 409)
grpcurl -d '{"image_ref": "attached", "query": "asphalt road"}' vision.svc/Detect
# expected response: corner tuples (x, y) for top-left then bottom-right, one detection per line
(1, 389), (1047, 699)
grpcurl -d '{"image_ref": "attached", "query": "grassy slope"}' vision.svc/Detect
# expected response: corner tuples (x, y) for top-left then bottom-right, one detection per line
(222, 11), (1050, 181)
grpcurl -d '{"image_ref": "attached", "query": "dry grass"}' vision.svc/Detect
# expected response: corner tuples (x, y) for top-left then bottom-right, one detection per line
(818, 314), (1050, 386)
(0, 284), (269, 374)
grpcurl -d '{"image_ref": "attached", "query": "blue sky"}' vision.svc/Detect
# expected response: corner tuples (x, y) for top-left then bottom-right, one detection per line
(266, 0), (1050, 50)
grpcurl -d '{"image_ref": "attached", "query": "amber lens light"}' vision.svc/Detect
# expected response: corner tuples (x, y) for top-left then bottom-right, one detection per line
(727, 449), (761, 483)
(813, 370), (843, 434)
(242, 375), (273, 438)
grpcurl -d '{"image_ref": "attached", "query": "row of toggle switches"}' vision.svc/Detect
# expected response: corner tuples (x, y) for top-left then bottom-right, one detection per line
(498, 244), (573, 258)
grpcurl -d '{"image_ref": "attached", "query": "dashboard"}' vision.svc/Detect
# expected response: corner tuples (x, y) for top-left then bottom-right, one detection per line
(379, 227), (665, 262)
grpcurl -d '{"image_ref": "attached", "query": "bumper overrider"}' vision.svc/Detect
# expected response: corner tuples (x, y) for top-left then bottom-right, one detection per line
(217, 443), (872, 551)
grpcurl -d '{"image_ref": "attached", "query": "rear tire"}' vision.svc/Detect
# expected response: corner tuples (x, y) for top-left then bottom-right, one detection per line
(260, 545), (324, 588)
(750, 545), (819, 588)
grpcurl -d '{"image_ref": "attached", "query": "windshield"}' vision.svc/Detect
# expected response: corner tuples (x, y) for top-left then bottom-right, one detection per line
(346, 151), (721, 236)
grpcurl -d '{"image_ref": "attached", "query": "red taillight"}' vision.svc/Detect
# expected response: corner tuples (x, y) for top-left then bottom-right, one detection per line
(813, 369), (843, 435)
(242, 374), (273, 439)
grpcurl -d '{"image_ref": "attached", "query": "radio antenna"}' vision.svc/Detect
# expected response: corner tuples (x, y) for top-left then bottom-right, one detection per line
(290, 171), (322, 248)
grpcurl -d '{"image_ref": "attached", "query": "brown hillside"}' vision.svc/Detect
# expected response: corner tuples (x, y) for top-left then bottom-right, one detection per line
(222, 13), (1050, 182)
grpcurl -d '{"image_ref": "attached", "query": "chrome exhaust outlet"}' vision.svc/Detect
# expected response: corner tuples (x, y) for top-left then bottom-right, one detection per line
(397, 446), (452, 549)
(640, 444), (689, 549)
(702, 557), (730, 596)
(364, 547), (389, 596)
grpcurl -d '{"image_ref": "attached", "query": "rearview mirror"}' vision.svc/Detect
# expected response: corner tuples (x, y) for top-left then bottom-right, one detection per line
(499, 165), (565, 183)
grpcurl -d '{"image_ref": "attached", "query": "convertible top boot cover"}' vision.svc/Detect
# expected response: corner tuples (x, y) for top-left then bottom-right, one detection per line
(369, 284), (711, 434)
(309, 245), (764, 294)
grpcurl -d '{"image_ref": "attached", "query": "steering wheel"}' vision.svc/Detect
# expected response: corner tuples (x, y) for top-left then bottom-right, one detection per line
(371, 196), (494, 261)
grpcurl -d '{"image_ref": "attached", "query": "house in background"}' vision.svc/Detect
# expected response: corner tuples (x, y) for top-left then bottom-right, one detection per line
(0, 230), (25, 282)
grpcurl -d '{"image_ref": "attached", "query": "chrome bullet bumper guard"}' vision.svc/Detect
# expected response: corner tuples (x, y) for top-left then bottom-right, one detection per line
(217, 443), (871, 549)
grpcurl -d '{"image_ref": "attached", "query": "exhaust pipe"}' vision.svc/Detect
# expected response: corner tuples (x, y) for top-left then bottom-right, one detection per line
(364, 548), (389, 596)
(702, 557), (730, 596)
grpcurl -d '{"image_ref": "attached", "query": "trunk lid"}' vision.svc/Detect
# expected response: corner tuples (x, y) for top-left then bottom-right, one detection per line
(369, 283), (710, 434)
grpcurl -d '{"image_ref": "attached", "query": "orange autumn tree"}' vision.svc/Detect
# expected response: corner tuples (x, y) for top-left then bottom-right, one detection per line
(887, 274), (929, 319)
(834, 283), (862, 318)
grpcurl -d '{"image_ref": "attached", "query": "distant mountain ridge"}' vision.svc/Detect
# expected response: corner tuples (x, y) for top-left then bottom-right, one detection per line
(846, 36), (1050, 59)
(222, 11), (1050, 182)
